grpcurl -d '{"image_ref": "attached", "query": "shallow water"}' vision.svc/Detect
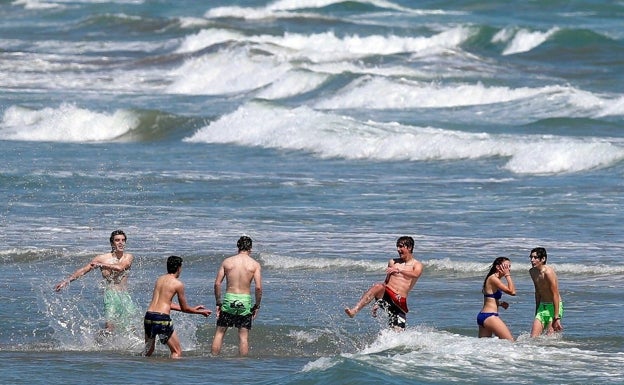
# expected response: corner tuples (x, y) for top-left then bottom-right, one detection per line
(1, 0), (623, 384)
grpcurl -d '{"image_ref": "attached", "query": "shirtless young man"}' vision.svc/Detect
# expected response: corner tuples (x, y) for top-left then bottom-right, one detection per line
(143, 255), (211, 358)
(345, 236), (423, 330)
(211, 236), (262, 356)
(529, 247), (563, 337)
(54, 230), (136, 332)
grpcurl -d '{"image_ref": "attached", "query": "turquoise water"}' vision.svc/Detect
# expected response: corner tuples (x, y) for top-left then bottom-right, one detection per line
(1, 0), (623, 384)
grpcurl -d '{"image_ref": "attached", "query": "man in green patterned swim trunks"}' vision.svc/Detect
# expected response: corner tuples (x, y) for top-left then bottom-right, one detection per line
(529, 247), (564, 337)
(55, 230), (137, 333)
(211, 236), (263, 356)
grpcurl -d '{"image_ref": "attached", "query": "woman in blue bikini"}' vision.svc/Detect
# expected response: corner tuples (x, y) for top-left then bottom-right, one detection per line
(477, 257), (516, 341)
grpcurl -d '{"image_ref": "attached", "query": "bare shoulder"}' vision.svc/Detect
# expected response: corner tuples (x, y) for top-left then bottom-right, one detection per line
(161, 274), (182, 289)
(544, 265), (558, 278)
(411, 259), (424, 274)
(92, 253), (110, 262)
(222, 255), (237, 267)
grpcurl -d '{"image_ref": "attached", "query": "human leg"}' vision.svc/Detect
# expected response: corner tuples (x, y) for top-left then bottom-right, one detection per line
(143, 336), (156, 356)
(531, 302), (553, 337)
(531, 318), (545, 337)
(484, 315), (514, 341)
(345, 283), (385, 317)
(238, 327), (250, 356)
(166, 330), (183, 358)
(478, 325), (492, 338)
(211, 326), (227, 355)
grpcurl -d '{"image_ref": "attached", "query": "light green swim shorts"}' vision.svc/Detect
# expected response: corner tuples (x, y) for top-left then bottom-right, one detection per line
(535, 301), (563, 326)
(222, 293), (252, 316)
(104, 289), (137, 325)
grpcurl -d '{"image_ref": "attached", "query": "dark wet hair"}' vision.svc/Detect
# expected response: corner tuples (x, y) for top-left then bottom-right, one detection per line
(396, 236), (414, 252)
(530, 247), (547, 264)
(167, 255), (183, 274)
(482, 257), (510, 292)
(109, 230), (126, 252)
(109, 229), (126, 244)
(237, 236), (253, 252)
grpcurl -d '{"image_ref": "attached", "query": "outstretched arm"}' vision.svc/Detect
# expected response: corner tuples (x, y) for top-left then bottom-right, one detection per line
(54, 260), (96, 291)
(175, 283), (211, 317)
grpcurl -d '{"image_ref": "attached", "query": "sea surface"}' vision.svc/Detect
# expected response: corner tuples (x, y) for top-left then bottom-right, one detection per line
(1, 0), (623, 384)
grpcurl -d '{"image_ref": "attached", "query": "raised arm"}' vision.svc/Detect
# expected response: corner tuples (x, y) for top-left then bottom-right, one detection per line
(494, 264), (516, 296)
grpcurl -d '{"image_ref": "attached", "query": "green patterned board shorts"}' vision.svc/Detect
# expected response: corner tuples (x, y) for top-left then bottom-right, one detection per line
(104, 289), (137, 327)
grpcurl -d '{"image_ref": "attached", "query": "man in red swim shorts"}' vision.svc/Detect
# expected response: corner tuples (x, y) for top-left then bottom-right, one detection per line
(345, 236), (423, 330)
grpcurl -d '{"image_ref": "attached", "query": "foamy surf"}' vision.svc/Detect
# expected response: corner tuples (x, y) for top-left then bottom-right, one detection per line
(0, 104), (139, 142)
(184, 102), (624, 174)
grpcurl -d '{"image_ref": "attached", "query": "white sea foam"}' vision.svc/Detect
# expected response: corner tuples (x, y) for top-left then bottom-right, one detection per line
(0, 104), (139, 142)
(11, 0), (63, 9)
(314, 78), (548, 109)
(260, 253), (624, 276)
(341, 326), (624, 382)
(167, 25), (473, 95)
(256, 70), (329, 99)
(175, 26), (472, 62)
(184, 102), (624, 174)
(493, 27), (560, 55)
(261, 253), (386, 271)
(167, 47), (292, 95)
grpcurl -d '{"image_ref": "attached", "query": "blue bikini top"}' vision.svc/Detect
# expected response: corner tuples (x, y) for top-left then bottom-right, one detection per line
(484, 289), (502, 300)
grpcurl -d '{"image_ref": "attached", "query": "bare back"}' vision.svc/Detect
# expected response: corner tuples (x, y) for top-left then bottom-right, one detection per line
(219, 253), (261, 294)
(147, 274), (182, 314)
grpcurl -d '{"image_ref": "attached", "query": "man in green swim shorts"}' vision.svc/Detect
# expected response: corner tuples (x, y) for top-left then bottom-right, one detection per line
(529, 247), (564, 337)
(55, 230), (137, 333)
(211, 236), (263, 356)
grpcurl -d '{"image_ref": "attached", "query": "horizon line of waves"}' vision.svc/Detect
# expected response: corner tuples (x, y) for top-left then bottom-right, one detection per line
(184, 102), (624, 175)
(203, 0), (455, 20)
(301, 327), (624, 383)
(175, 26), (473, 57)
(260, 254), (624, 277)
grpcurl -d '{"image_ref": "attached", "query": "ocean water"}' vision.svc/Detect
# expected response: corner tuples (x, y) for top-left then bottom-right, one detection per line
(1, 0), (624, 384)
